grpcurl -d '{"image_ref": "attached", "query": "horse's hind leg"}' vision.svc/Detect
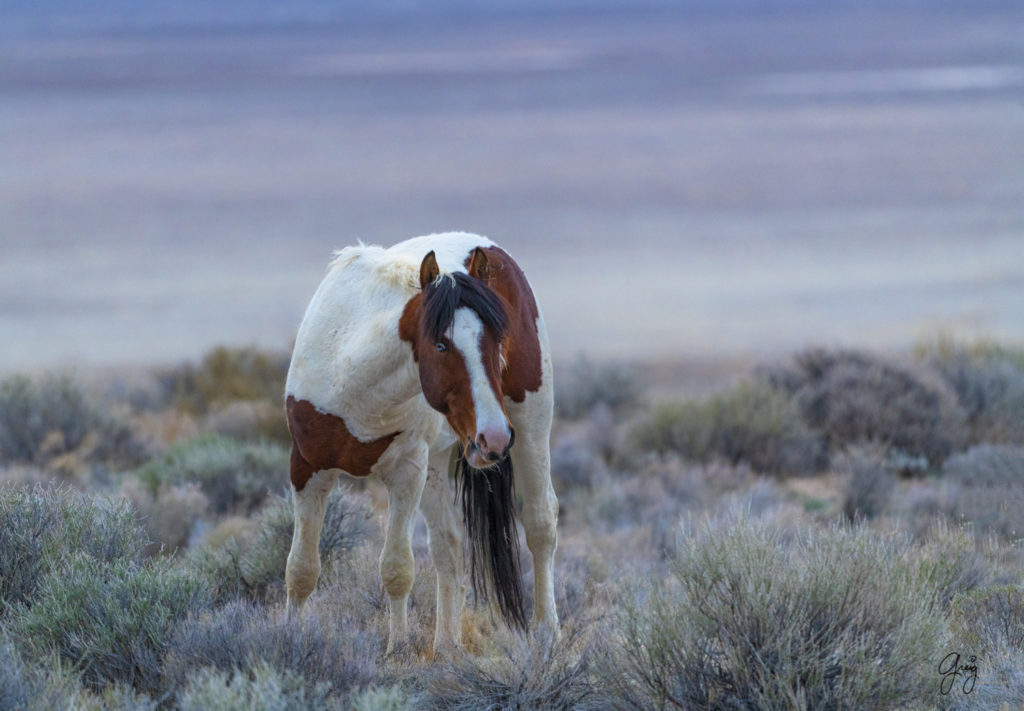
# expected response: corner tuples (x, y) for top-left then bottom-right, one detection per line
(420, 446), (464, 657)
(377, 442), (428, 654)
(510, 427), (559, 632)
(286, 447), (339, 616)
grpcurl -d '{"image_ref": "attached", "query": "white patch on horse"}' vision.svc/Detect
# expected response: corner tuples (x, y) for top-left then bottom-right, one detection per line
(450, 307), (508, 442)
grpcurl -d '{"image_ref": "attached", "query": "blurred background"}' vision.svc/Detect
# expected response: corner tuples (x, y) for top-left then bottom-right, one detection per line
(2, 0), (1022, 373)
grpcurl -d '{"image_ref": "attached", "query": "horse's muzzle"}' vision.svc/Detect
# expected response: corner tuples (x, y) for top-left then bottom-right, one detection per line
(467, 427), (515, 469)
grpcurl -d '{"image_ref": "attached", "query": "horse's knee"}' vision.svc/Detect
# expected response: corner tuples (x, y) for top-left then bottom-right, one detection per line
(522, 496), (558, 553)
(380, 545), (414, 599)
(285, 552), (320, 606)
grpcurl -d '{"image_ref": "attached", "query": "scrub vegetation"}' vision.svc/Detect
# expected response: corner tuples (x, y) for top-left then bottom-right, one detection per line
(0, 339), (1022, 709)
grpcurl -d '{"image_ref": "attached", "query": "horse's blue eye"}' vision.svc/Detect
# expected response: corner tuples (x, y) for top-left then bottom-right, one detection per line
(435, 342), (447, 352)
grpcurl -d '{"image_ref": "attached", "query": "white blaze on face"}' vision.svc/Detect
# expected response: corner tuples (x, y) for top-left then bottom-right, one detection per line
(450, 307), (508, 450)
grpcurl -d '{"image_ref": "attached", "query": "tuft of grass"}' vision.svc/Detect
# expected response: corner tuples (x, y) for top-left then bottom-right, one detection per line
(176, 661), (332, 711)
(765, 348), (966, 468)
(8, 554), (210, 695)
(631, 379), (823, 476)
(425, 625), (594, 711)
(555, 355), (641, 420)
(349, 684), (416, 711)
(601, 517), (950, 710)
(0, 484), (145, 608)
(133, 435), (288, 515)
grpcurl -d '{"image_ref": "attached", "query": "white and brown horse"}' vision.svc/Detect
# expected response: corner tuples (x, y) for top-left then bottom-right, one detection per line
(284, 232), (558, 655)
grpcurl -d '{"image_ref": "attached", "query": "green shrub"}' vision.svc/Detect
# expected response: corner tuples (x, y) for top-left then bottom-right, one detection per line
(164, 599), (377, 704)
(631, 379), (823, 476)
(602, 518), (949, 710)
(8, 554), (210, 695)
(177, 661), (332, 711)
(939, 445), (1024, 541)
(192, 486), (372, 603)
(0, 485), (144, 608)
(765, 348), (967, 467)
(134, 435), (288, 514)
(161, 346), (289, 414)
(555, 355), (641, 420)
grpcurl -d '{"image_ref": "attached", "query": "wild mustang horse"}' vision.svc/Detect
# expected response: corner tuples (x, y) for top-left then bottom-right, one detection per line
(284, 232), (558, 655)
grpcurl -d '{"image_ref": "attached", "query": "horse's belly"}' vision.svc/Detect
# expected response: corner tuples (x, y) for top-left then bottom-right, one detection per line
(286, 395), (399, 478)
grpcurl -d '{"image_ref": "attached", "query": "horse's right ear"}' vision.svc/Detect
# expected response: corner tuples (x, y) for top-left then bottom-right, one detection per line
(420, 251), (440, 289)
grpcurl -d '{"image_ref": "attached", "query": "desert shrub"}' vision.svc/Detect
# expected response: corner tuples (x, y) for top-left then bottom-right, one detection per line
(177, 661), (332, 711)
(161, 345), (289, 414)
(836, 445), (895, 520)
(425, 626), (594, 711)
(164, 599), (377, 704)
(192, 486), (372, 603)
(940, 445), (1024, 540)
(601, 518), (949, 710)
(631, 379), (823, 476)
(133, 435), (288, 514)
(8, 554), (210, 695)
(920, 339), (1024, 445)
(0, 374), (141, 469)
(120, 477), (209, 555)
(0, 485), (144, 608)
(765, 348), (967, 467)
(555, 355), (641, 420)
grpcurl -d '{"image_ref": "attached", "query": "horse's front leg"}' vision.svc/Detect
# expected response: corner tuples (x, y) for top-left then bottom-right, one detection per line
(420, 446), (465, 657)
(510, 428), (559, 633)
(377, 442), (428, 654)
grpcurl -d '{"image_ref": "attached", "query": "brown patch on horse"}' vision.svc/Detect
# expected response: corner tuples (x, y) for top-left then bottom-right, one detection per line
(286, 396), (398, 490)
(466, 246), (543, 403)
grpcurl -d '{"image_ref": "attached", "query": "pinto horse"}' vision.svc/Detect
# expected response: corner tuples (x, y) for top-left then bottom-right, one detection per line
(284, 232), (558, 655)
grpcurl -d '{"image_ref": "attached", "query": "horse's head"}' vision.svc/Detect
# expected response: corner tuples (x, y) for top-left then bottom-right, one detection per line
(402, 247), (513, 469)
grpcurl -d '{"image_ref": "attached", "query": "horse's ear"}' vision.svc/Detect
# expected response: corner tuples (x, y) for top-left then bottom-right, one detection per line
(420, 251), (440, 289)
(467, 247), (490, 283)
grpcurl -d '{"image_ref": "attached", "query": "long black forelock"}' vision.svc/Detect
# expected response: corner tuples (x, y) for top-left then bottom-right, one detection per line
(422, 271), (509, 342)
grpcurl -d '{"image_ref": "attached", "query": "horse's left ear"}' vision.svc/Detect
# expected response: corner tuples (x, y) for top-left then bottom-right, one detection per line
(420, 251), (440, 289)
(467, 247), (491, 283)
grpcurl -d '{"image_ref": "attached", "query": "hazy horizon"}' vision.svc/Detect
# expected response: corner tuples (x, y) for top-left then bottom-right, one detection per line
(2, 3), (1022, 373)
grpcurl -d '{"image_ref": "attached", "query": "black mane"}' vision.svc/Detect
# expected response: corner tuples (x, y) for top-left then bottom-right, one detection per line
(422, 272), (508, 342)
